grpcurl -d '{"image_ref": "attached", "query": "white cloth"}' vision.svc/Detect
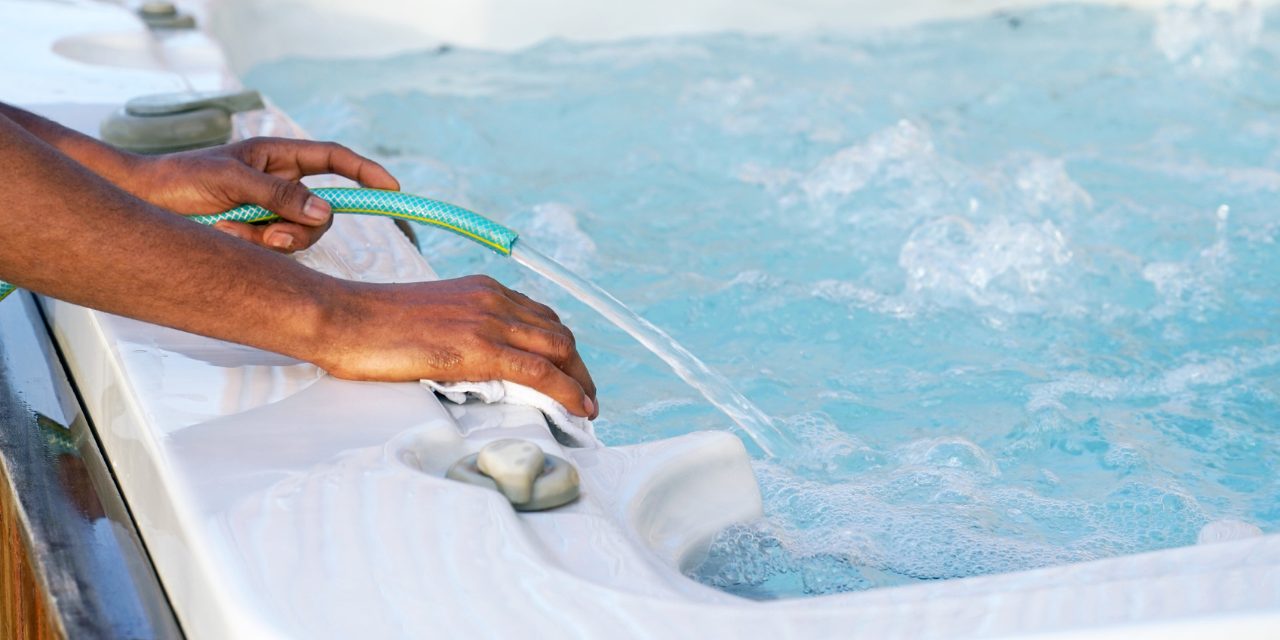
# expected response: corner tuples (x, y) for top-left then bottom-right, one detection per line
(422, 380), (599, 448)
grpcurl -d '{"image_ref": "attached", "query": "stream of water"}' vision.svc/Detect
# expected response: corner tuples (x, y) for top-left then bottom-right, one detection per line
(512, 244), (795, 457)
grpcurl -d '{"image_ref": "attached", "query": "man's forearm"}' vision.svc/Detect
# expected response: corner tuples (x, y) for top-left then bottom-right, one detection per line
(0, 103), (139, 188)
(0, 106), (335, 360)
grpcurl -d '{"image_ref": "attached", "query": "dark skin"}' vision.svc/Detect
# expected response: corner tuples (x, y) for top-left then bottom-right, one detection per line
(0, 104), (597, 418)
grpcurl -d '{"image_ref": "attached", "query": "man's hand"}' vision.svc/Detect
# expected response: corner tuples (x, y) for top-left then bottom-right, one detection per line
(317, 275), (599, 419)
(123, 138), (400, 253)
(0, 105), (398, 253)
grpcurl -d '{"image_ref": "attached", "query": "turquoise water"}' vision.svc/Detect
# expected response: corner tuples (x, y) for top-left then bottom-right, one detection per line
(247, 3), (1280, 598)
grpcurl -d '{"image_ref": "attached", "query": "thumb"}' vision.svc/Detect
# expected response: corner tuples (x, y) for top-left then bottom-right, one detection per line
(231, 168), (331, 227)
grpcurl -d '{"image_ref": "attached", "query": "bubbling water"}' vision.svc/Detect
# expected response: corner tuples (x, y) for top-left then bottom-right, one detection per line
(248, 1), (1280, 600)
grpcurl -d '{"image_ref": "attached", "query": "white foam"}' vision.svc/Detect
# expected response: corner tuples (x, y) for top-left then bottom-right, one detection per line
(1026, 344), (1280, 412)
(1014, 156), (1094, 215)
(1142, 205), (1233, 319)
(899, 215), (1073, 312)
(1198, 519), (1264, 545)
(801, 120), (937, 201)
(899, 436), (1002, 477)
(1154, 2), (1263, 75)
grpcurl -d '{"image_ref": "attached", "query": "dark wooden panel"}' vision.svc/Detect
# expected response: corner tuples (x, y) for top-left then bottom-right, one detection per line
(0, 457), (61, 640)
(0, 292), (183, 639)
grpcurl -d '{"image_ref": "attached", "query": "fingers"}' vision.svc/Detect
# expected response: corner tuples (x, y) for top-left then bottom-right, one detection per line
(504, 322), (598, 417)
(455, 276), (597, 417)
(212, 220), (327, 253)
(561, 355), (599, 418)
(261, 219), (329, 251)
(226, 166), (333, 229)
(505, 288), (561, 323)
(242, 138), (400, 190)
(212, 221), (259, 246)
(212, 139), (398, 253)
(495, 346), (595, 418)
(501, 291), (595, 413)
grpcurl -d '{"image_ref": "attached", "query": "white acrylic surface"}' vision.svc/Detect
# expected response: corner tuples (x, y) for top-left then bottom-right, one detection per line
(205, 0), (1280, 72)
(2, 0), (1278, 637)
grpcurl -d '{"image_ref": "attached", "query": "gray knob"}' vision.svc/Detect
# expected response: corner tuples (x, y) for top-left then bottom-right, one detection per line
(446, 439), (580, 511)
(137, 2), (197, 29)
(477, 439), (545, 504)
(100, 90), (265, 154)
(139, 2), (178, 17)
(124, 90), (264, 117)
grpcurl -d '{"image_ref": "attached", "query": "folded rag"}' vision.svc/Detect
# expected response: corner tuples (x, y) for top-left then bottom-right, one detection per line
(422, 380), (599, 448)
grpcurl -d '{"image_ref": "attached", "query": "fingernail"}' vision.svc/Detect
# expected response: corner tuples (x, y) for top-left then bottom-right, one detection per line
(268, 233), (294, 250)
(302, 195), (331, 223)
(583, 396), (595, 417)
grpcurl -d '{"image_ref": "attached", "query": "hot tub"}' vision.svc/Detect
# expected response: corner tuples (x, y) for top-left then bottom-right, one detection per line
(2, 0), (1277, 637)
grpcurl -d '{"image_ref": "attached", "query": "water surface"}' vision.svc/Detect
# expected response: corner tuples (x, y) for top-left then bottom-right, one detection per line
(248, 3), (1280, 598)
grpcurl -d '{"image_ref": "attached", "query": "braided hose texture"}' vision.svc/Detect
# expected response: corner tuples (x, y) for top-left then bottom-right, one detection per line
(0, 188), (518, 303)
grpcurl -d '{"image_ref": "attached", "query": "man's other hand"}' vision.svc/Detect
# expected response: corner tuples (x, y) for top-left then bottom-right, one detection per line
(318, 275), (600, 419)
(125, 138), (399, 252)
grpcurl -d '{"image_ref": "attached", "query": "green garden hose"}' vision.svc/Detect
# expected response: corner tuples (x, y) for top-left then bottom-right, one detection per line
(0, 188), (518, 302)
